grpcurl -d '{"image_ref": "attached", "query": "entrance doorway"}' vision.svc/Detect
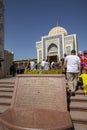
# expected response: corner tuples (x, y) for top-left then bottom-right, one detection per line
(47, 55), (57, 63)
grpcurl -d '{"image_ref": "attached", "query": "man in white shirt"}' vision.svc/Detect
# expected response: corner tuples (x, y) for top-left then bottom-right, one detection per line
(30, 61), (36, 70)
(64, 50), (81, 96)
(41, 59), (46, 70)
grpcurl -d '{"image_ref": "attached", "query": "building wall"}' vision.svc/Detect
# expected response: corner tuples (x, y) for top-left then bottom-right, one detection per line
(0, 0), (14, 78)
(0, 0), (4, 78)
(64, 34), (78, 55)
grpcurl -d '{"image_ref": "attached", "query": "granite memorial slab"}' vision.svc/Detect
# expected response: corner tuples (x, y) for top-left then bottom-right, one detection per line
(11, 74), (67, 111)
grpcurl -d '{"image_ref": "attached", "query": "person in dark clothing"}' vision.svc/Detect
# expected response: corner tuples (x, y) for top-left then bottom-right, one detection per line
(10, 62), (16, 77)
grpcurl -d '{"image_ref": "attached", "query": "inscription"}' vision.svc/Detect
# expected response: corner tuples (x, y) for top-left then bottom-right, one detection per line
(13, 75), (67, 111)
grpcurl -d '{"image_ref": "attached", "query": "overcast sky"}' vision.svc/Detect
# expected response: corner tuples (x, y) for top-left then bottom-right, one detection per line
(4, 0), (87, 60)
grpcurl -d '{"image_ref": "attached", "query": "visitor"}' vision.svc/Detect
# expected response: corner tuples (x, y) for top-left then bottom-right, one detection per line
(41, 59), (46, 70)
(26, 60), (31, 70)
(78, 50), (87, 74)
(16, 63), (20, 74)
(19, 63), (25, 74)
(83, 50), (87, 68)
(78, 51), (84, 74)
(30, 60), (36, 70)
(61, 53), (67, 78)
(79, 67), (87, 97)
(44, 59), (50, 70)
(36, 62), (41, 70)
(63, 50), (81, 96)
(51, 61), (55, 69)
(10, 62), (16, 77)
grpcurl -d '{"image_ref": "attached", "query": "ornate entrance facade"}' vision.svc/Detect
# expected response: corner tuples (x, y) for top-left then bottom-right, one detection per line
(36, 25), (78, 63)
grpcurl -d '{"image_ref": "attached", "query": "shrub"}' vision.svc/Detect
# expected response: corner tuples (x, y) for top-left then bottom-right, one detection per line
(24, 69), (62, 74)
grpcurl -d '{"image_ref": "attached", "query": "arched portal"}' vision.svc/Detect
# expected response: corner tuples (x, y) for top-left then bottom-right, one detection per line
(47, 43), (58, 63)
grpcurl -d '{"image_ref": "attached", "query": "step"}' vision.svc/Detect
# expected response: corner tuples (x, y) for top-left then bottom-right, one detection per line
(70, 101), (87, 111)
(0, 87), (14, 92)
(75, 89), (84, 95)
(0, 84), (14, 88)
(74, 123), (87, 130)
(0, 92), (13, 96)
(0, 105), (10, 114)
(0, 80), (15, 83)
(0, 77), (15, 82)
(69, 89), (87, 129)
(70, 110), (87, 124)
(0, 98), (12, 105)
(70, 95), (87, 102)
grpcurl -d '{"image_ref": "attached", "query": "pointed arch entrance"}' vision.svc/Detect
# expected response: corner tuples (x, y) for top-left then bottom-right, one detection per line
(47, 43), (58, 63)
(47, 55), (58, 63)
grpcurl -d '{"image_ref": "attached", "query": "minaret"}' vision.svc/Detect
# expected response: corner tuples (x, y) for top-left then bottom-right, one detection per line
(0, 0), (4, 78)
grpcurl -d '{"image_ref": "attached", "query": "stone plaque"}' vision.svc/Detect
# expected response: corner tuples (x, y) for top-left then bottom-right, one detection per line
(11, 74), (67, 111)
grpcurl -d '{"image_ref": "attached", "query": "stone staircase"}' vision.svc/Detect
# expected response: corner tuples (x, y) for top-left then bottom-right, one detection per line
(0, 77), (87, 130)
(70, 89), (87, 130)
(0, 77), (15, 114)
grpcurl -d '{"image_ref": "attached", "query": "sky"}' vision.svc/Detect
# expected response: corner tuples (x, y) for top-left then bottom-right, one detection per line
(4, 0), (87, 60)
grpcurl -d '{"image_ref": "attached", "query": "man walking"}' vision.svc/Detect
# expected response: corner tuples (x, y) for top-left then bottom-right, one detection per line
(64, 50), (81, 96)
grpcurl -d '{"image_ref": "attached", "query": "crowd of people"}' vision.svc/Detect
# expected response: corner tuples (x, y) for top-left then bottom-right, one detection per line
(9, 59), (61, 77)
(24, 59), (61, 71)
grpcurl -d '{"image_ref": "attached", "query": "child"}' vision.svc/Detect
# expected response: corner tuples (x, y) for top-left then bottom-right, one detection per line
(79, 67), (87, 96)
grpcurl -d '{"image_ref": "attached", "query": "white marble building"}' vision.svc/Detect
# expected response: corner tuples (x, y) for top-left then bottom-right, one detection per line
(36, 25), (78, 63)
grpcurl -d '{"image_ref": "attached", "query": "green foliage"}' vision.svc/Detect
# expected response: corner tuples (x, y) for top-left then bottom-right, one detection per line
(24, 69), (62, 74)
